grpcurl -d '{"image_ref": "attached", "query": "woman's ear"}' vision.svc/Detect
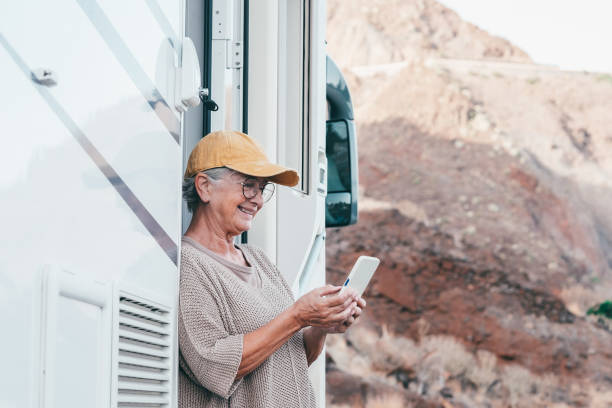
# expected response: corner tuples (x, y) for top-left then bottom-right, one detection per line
(194, 173), (212, 204)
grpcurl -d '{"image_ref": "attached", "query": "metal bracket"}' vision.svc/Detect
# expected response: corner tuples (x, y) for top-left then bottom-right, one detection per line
(212, 0), (230, 40)
(198, 88), (209, 100)
(31, 68), (58, 87)
(230, 41), (242, 69)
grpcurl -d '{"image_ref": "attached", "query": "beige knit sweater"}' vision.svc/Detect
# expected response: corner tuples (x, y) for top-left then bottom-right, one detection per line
(178, 238), (317, 407)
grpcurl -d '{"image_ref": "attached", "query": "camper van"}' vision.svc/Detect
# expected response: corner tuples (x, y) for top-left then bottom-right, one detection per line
(0, 0), (356, 407)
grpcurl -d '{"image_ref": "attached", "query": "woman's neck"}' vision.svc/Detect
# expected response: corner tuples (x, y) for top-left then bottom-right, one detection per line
(184, 208), (244, 262)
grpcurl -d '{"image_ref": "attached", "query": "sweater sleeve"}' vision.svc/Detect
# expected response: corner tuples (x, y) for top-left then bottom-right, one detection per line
(178, 254), (244, 399)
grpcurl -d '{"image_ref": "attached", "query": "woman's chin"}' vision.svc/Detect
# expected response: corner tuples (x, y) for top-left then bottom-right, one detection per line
(233, 221), (252, 235)
(230, 211), (256, 235)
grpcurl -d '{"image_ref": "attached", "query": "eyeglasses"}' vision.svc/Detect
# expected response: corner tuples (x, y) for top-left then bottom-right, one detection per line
(238, 178), (275, 202)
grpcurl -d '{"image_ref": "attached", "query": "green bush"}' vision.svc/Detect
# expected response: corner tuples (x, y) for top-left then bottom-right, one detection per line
(587, 301), (612, 319)
(596, 74), (612, 84)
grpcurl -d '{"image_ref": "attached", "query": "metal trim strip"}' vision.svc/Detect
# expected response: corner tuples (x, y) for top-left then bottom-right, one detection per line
(77, 0), (181, 144)
(144, 0), (179, 47)
(0, 33), (178, 266)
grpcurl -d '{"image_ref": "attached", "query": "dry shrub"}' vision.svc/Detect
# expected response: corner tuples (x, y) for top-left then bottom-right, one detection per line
(533, 373), (559, 401)
(416, 317), (431, 340)
(502, 364), (537, 406)
(588, 386), (612, 408)
(345, 324), (379, 353)
(326, 327), (600, 407)
(466, 349), (499, 388)
(365, 393), (406, 408)
(420, 335), (476, 377)
(370, 326), (419, 372)
(326, 332), (374, 378)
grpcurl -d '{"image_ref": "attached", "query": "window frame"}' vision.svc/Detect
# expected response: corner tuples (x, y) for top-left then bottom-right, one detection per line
(278, 0), (311, 194)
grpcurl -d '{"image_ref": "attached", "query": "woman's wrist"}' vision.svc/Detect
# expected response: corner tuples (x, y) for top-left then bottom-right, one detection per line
(308, 326), (328, 337)
(289, 303), (306, 329)
(303, 326), (327, 365)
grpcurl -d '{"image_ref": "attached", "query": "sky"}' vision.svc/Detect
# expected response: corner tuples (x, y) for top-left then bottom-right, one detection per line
(437, 0), (612, 73)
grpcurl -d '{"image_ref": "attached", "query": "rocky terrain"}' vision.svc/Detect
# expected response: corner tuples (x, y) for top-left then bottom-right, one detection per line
(325, 0), (612, 407)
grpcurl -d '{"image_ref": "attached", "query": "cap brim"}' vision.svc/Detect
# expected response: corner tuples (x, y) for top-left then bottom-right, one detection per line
(226, 161), (300, 187)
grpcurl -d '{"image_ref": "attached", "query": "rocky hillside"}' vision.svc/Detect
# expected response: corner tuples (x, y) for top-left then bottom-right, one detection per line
(325, 1), (612, 407)
(327, 0), (530, 68)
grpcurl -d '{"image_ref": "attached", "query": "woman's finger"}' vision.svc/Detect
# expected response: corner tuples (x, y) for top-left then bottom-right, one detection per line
(327, 305), (354, 325)
(317, 285), (342, 297)
(324, 289), (354, 308)
(330, 310), (349, 325)
(329, 296), (355, 314)
(334, 300), (357, 318)
(357, 297), (366, 308)
(345, 287), (359, 300)
(341, 305), (356, 321)
(352, 306), (362, 318)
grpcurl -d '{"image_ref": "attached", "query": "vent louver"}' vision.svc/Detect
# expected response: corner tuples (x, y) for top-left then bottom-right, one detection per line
(117, 295), (171, 407)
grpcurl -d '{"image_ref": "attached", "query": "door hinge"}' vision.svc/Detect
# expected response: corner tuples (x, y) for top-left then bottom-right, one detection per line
(227, 41), (243, 69)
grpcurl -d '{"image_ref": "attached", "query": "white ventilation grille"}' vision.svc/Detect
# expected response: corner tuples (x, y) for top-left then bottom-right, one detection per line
(117, 295), (171, 407)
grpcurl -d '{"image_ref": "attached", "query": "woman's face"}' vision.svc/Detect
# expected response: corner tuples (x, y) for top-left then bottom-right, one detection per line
(207, 172), (266, 236)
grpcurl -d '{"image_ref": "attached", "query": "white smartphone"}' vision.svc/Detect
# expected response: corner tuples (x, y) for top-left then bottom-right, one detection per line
(341, 255), (380, 297)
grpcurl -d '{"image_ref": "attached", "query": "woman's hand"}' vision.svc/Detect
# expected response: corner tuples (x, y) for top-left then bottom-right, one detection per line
(323, 296), (366, 333)
(292, 285), (359, 329)
(300, 289), (367, 365)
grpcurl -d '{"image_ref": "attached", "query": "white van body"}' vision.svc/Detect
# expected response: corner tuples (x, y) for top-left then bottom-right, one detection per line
(0, 0), (327, 407)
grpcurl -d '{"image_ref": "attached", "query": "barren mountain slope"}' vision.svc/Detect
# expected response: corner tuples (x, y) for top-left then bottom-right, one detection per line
(327, 0), (530, 68)
(325, 1), (612, 407)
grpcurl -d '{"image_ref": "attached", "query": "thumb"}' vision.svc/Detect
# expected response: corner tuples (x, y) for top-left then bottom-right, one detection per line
(318, 284), (342, 297)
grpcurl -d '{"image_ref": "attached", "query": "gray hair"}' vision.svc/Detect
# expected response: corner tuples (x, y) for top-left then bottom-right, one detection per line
(182, 167), (234, 213)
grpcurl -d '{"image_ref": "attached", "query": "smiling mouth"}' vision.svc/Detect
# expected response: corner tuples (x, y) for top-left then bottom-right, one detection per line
(238, 206), (255, 216)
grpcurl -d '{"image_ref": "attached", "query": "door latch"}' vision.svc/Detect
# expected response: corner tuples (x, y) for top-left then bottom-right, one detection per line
(199, 88), (218, 111)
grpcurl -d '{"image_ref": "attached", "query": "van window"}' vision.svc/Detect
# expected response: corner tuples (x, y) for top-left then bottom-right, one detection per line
(326, 120), (351, 193)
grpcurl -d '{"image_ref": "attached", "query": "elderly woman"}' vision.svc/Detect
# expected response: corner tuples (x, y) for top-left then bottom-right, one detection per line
(179, 130), (366, 407)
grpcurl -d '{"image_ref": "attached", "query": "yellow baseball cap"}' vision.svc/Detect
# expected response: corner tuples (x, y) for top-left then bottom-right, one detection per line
(184, 130), (300, 187)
